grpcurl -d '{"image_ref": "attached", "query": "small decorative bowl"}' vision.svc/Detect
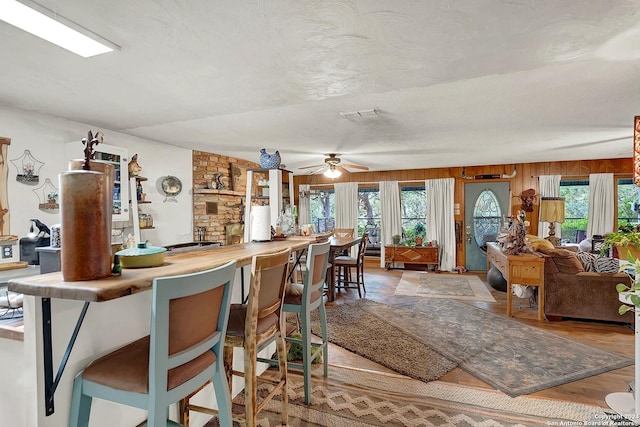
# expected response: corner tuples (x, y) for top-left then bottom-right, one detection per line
(116, 242), (167, 268)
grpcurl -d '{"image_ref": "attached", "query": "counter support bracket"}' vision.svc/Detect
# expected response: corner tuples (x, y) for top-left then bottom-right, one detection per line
(42, 298), (90, 416)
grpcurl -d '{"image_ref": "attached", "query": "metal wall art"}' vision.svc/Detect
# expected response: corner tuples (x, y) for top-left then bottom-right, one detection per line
(33, 178), (59, 212)
(11, 149), (44, 184)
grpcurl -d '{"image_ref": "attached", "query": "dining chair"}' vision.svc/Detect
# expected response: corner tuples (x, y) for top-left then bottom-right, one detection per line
(335, 232), (368, 298)
(261, 240), (331, 404)
(332, 228), (355, 257)
(182, 248), (291, 427)
(68, 260), (237, 427)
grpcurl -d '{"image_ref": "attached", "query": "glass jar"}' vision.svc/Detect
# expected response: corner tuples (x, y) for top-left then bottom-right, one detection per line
(139, 213), (148, 228)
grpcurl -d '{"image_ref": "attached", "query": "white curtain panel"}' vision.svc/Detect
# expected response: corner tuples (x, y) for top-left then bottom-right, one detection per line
(334, 182), (359, 233)
(379, 181), (403, 268)
(425, 178), (456, 272)
(587, 173), (614, 237)
(334, 182), (359, 256)
(537, 175), (561, 238)
(298, 184), (311, 227)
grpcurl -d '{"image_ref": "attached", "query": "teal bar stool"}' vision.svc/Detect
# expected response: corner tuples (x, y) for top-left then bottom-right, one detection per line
(68, 260), (237, 427)
(262, 240), (331, 404)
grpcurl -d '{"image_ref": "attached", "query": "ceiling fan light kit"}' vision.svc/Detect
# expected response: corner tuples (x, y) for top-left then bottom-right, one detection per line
(300, 153), (370, 176)
(324, 165), (342, 179)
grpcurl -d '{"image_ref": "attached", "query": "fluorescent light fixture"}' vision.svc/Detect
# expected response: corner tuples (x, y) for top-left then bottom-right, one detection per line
(324, 166), (342, 179)
(0, 0), (119, 57)
(339, 108), (381, 118)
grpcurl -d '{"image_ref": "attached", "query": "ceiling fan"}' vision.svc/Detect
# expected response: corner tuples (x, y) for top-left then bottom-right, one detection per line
(298, 153), (369, 178)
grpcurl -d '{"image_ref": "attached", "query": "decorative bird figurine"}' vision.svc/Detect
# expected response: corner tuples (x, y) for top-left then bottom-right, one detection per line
(259, 148), (281, 169)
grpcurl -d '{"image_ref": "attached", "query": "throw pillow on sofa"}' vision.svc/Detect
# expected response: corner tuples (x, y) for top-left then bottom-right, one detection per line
(594, 257), (619, 273)
(536, 246), (585, 274)
(526, 235), (555, 251)
(576, 251), (597, 272)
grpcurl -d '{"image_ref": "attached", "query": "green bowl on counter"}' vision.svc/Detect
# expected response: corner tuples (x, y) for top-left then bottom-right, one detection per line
(116, 242), (167, 268)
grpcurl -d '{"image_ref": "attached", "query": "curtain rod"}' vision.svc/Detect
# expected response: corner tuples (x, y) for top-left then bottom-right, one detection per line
(306, 180), (425, 187)
(530, 173), (630, 178)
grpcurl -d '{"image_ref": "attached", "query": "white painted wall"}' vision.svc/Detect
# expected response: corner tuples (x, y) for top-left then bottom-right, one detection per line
(0, 336), (25, 426)
(0, 105), (195, 426)
(0, 105), (193, 247)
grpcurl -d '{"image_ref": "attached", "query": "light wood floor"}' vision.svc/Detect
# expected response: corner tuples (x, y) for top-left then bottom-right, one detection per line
(324, 262), (635, 409)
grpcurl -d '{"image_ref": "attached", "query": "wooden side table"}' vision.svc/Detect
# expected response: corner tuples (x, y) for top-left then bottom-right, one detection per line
(384, 245), (439, 272)
(487, 242), (545, 320)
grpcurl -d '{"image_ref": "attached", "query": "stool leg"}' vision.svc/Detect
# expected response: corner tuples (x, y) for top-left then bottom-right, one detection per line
(275, 330), (289, 425)
(319, 303), (329, 378)
(223, 346), (234, 392)
(243, 345), (258, 427)
(300, 308), (312, 404)
(69, 375), (92, 427)
(212, 360), (233, 427)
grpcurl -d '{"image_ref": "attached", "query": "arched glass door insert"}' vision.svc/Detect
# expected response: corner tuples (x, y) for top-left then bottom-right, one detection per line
(473, 189), (502, 253)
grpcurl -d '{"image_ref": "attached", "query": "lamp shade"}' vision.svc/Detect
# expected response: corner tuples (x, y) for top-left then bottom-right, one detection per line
(539, 197), (565, 223)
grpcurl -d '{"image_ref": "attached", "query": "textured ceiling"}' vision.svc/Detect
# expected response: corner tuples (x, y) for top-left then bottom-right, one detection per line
(1, 0), (640, 174)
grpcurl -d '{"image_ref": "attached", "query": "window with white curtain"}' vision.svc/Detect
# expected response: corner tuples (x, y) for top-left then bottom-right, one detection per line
(400, 185), (426, 243)
(358, 187), (380, 253)
(559, 180), (589, 243)
(617, 178), (640, 228)
(309, 189), (335, 232)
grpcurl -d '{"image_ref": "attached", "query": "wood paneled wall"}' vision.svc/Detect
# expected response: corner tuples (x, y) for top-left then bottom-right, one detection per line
(293, 158), (633, 266)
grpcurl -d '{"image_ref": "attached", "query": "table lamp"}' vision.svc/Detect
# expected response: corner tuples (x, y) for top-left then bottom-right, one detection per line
(539, 197), (565, 247)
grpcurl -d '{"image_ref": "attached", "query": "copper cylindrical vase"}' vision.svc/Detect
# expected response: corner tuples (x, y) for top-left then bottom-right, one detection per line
(68, 159), (115, 199)
(59, 170), (112, 281)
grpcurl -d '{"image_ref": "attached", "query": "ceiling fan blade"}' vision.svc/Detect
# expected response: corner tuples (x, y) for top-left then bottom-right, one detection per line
(337, 166), (350, 174)
(307, 166), (327, 175)
(343, 163), (369, 171)
(298, 164), (325, 169)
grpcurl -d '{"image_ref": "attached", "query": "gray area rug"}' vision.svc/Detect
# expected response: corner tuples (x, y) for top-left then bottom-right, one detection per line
(312, 299), (633, 397)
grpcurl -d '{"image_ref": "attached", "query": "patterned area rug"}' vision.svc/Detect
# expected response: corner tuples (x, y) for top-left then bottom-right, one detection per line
(205, 365), (609, 426)
(394, 271), (496, 302)
(312, 299), (633, 397)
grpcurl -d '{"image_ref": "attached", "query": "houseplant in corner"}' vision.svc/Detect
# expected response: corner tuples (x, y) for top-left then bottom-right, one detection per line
(604, 224), (640, 260)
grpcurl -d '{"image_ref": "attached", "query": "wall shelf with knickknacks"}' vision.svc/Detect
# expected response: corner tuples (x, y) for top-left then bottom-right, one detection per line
(130, 176), (154, 243)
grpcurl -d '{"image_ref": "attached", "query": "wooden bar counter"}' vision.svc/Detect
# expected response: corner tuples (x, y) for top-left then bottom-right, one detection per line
(5, 238), (316, 427)
(9, 239), (313, 302)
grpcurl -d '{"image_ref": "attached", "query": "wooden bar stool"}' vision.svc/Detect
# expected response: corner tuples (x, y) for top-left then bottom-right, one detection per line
(278, 240), (331, 404)
(69, 260), (237, 427)
(181, 248), (291, 427)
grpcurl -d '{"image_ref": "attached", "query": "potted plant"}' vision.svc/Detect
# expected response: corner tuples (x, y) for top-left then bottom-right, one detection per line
(604, 224), (640, 259)
(413, 223), (426, 246)
(617, 264), (640, 315)
(401, 222), (426, 247)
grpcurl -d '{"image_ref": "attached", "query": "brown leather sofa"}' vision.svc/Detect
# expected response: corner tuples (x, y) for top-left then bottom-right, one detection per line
(536, 246), (634, 323)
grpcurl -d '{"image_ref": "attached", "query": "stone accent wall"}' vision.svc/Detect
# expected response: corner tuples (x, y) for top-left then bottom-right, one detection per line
(192, 150), (258, 243)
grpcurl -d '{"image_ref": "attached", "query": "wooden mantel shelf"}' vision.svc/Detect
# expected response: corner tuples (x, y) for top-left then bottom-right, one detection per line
(193, 188), (245, 196)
